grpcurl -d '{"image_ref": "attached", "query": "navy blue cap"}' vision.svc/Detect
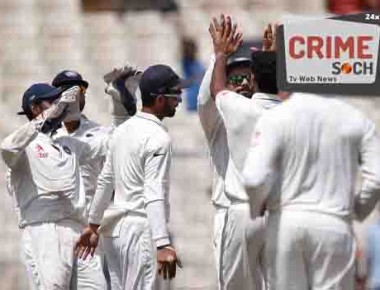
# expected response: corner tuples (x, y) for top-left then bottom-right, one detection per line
(139, 65), (187, 97)
(227, 46), (252, 68)
(52, 70), (89, 89)
(18, 83), (62, 115)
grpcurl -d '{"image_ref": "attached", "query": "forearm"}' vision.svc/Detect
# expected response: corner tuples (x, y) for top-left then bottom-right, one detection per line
(146, 200), (170, 247)
(1, 121), (39, 167)
(354, 188), (380, 221)
(210, 53), (228, 99)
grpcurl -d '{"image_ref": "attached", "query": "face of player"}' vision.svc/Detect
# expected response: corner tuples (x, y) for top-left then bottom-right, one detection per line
(227, 66), (255, 98)
(30, 99), (55, 119)
(156, 86), (182, 119)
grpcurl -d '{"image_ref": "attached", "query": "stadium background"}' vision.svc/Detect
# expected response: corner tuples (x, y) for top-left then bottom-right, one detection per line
(0, 0), (379, 289)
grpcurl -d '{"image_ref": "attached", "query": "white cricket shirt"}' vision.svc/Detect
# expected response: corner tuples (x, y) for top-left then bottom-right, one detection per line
(1, 121), (109, 227)
(88, 112), (172, 247)
(243, 93), (380, 220)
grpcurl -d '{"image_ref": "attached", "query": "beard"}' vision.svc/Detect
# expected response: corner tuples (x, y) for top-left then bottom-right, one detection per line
(238, 90), (253, 98)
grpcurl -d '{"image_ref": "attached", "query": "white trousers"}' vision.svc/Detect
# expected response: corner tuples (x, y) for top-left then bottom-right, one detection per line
(21, 219), (106, 290)
(101, 215), (157, 290)
(214, 203), (266, 290)
(266, 211), (356, 290)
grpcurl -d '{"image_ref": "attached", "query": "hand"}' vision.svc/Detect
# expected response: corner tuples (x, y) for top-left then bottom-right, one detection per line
(103, 65), (142, 116)
(209, 14), (243, 57)
(157, 245), (182, 280)
(74, 225), (100, 260)
(61, 86), (81, 122)
(262, 23), (278, 52)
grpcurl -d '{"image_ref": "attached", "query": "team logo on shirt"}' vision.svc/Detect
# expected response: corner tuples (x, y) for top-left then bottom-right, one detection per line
(63, 146), (72, 155)
(35, 144), (48, 158)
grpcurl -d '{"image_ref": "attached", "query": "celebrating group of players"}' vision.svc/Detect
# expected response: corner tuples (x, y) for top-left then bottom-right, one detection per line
(2, 13), (380, 290)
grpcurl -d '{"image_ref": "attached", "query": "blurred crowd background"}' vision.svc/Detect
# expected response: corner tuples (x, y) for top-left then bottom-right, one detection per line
(1, 0), (380, 289)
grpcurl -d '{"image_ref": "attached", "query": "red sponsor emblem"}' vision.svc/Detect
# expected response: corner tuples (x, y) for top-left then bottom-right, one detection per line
(35, 144), (48, 158)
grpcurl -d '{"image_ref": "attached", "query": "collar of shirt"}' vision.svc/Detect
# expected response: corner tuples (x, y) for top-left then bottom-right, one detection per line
(253, 92), (281, 103)
(135, 112), (168, 132)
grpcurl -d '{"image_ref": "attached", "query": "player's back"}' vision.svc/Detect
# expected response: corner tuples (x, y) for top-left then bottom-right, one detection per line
(268, 93), (370, 218)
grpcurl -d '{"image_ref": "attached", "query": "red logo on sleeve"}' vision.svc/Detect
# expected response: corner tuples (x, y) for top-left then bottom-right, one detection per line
(35, 144), (48, 158)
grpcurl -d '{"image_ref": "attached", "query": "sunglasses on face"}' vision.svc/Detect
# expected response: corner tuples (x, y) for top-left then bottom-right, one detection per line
(228, 74), (252, 86)
(150, 89), (182, 99)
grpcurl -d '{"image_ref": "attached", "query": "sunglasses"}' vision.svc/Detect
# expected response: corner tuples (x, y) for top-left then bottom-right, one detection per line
(150, 89), (182, 99)
(228, 74), (252, 86)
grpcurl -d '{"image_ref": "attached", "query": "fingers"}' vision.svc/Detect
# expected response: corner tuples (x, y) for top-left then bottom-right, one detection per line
(162, 263), (168, 280)
(222, 15), (232, 40)
(168, 259), (176, 279)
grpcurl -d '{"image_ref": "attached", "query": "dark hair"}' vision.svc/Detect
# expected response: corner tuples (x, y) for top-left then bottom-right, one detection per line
(251, 51), (278, 94)
(141, 94), (156, 107)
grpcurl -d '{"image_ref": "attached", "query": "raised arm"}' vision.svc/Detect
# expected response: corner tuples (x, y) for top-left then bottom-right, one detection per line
(209, 15), (243, 99)
(1, 122), (38, 168)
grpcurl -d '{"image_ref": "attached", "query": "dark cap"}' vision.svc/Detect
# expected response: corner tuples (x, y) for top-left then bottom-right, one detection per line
(139, 65), (186, 97)
(52, 70), (89, 89)
(18, 83), (62, 116)
(227, 46), (252, 68)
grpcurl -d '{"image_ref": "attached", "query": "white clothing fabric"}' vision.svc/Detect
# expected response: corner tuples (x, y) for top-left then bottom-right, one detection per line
(213, 204), (266, 290)
(266, 211), (355, 290)
(88, 112), (171, 247)
(1, 121), (109, 227)
(243, 93), (380, 289)
(56, 116), (112, 213)
(101, 215), (156, 290)
(198, 55), (280, 290)
(22, 219), (106, 290)
(243, 93), (380, 219)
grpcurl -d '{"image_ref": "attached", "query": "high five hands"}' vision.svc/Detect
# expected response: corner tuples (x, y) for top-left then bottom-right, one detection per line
(209, 14), (243, 57)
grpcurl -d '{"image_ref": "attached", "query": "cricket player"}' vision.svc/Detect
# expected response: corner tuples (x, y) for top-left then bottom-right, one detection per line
(51, 68), (140, 289)
(75, 64), (183, 289)
(242, 91), (380, 289)
(197, 15), (279, 289)
(52, 67), (140, 214)
(1, 83), (108, 289)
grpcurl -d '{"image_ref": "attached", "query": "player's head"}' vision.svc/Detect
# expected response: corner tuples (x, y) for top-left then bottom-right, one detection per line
(226, 47), (255, 98)
(139, 65), (185, 119)
(52, 70), (88, 111)
(18, 83), (62, 120)
(251, 51), (278, 94)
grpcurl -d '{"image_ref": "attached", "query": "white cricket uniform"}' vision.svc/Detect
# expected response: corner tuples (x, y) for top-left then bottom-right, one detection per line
(198, 55), (279, 290)
(57, 115), (115, 288)
(243, 93), (380, 290)
(1, 120), (109, 290)
(57, 115), (112, 214)
(88, 112), (172, 290)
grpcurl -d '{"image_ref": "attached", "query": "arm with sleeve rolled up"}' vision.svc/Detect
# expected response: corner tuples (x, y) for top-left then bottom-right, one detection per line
(354, 120), (380, 221)
(144, 139), (172, 248)
(1, 121), (39, 168)
(242, 116), (281, 204)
